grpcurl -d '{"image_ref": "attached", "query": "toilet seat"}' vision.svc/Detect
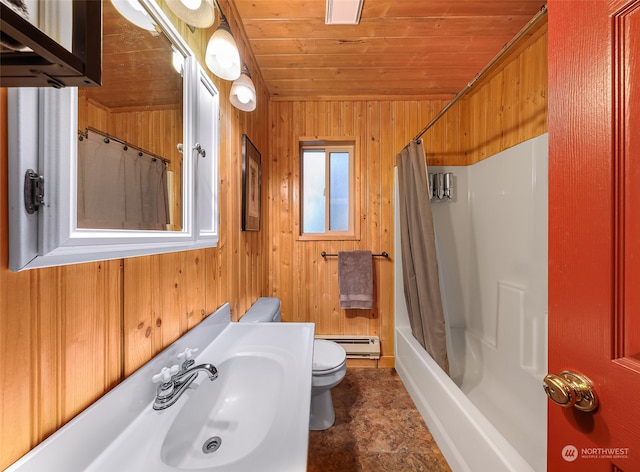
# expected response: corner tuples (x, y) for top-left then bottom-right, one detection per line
(313, 339), (346, 374)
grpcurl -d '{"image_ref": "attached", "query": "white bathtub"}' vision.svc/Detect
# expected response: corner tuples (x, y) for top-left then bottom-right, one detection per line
(395, 324), (535, 472)
(393, 135), (548, 472)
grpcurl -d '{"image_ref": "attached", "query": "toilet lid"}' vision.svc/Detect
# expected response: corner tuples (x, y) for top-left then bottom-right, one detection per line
(313, 339), (346, 372)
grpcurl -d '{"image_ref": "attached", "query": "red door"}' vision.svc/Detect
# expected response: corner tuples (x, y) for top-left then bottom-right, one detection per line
(548, 0), (640, 470)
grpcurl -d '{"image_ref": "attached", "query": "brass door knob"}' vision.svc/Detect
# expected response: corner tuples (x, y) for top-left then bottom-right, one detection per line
(543, 371), (598, 412)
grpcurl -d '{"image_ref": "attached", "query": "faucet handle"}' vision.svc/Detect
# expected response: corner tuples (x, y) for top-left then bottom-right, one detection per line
(152, 365), (179, 384)
(178, 348), (199, 361)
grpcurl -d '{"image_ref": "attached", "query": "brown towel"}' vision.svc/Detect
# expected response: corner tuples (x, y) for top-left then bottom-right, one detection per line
(338, 250), (373, 309)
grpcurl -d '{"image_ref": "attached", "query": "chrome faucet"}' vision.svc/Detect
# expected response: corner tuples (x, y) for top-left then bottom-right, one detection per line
(152, 362), (218, 410)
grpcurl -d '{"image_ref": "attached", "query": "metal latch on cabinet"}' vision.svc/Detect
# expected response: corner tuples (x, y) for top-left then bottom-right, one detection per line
(24, 169), (44, 214)
(175, 143), (206, 158)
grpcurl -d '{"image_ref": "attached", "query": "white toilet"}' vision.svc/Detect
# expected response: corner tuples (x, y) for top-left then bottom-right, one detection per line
(240, 297), (347, 430)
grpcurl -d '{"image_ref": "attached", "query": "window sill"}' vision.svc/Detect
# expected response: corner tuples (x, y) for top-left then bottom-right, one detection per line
(298, 234), (360, 242)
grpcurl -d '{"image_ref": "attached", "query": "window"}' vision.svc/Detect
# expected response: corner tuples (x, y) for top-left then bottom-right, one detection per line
(300, 141), (357, 239)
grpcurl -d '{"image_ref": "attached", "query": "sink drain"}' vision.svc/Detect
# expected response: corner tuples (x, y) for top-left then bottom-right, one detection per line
(202, 436), (222, 454)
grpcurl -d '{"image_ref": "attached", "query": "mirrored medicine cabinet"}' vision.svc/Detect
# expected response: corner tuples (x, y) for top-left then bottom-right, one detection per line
(7, 0), (220, 271)
(0, 0), (101, 87)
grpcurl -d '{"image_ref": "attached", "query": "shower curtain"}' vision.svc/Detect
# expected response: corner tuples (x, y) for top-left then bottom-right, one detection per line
(78, 130), (170, 230)
(397, 140), (449, 374)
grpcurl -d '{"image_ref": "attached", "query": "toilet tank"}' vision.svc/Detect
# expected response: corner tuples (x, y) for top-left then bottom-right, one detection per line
(240, 297), (281, 323)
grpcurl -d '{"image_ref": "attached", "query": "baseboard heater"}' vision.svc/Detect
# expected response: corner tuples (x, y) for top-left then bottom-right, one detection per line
(316, 335), (380, 359)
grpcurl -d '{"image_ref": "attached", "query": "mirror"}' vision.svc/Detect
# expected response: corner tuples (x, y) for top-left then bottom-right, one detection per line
(77, 0), (183, 231)
(7, 0), (220, 271)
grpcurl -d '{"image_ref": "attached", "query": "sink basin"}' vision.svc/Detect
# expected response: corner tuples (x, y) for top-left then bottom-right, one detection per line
(6, 303), (315, 472)
(161, 352), (285, 469)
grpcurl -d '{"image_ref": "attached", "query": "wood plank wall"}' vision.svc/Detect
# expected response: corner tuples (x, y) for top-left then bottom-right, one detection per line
(0, 0), (269, 467)
(268, 99), (447, 368)
(0, 10), (547, 468)
(266, 20), (547, 368)
(425, 20), (548, 166)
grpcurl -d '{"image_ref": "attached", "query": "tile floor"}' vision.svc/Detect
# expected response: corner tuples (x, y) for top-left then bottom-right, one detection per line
(307, 368), (452, 472)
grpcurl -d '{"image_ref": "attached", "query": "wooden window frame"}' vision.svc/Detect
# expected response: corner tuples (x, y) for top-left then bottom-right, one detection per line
(298, 138), (361, 241)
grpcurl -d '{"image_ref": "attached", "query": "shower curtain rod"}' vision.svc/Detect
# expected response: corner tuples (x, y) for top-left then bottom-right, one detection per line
(409, 4), (548, 146)
(78, 127), (171, 165)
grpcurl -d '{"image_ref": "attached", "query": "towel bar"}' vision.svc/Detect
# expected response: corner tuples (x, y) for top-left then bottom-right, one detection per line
(321, 251), (389, 258)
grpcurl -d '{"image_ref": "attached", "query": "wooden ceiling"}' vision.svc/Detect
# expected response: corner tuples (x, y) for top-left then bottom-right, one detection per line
(230, 0), (546, 100)
(84, 0), (182, 110)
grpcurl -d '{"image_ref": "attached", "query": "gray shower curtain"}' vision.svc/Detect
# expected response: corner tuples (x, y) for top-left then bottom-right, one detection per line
(397, 140), (449, 374)
(78, 131), (170, 230)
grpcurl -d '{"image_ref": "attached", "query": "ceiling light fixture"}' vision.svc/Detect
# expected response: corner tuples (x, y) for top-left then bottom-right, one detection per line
(325, 0), (364, 25)
(111, 0), (156, 31)
(205, 2), (241, 81)
(165, 0), (215, 28)
(229, 64), (256, 112)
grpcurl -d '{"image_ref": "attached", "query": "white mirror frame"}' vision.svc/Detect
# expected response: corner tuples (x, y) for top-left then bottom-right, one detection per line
(7, 0), (219, 271)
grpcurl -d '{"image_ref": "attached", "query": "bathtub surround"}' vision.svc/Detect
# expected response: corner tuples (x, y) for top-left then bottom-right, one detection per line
(395, 134), (548, 471)
(396, 140), (449, 375)
(394, 325), (533, 472)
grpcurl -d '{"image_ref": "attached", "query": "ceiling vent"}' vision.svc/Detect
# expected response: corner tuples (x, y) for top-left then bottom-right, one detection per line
(325, 0), (364, 25)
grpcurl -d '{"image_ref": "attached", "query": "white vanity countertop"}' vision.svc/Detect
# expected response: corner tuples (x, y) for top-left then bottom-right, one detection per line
(6, 303), (315, 472)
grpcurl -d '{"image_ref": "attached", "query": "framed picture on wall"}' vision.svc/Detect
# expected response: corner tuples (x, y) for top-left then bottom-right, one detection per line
(242, 134), (261, 231)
